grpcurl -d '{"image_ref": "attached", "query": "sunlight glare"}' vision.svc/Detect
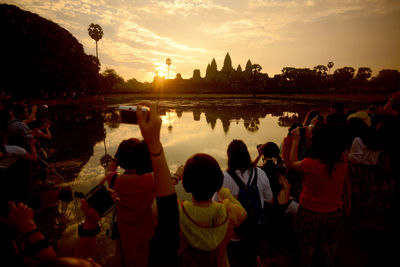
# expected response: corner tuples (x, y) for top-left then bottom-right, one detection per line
(161, 111), (178, 125)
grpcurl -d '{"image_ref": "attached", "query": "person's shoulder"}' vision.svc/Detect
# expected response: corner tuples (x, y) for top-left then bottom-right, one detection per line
(255, 166), (267, 177)
(300, 157), (314, 167)
(5, 145), (26, 154)
(255, 167), (270, 183)
(223, 171), (232, 180)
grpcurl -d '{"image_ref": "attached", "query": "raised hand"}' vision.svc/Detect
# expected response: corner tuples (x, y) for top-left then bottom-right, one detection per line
(137, 102), (162, 154)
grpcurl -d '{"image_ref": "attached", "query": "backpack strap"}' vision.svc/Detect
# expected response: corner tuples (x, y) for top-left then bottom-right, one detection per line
(251, 168), (258, 186)
(246, 168), (254, 186)
(228, 169), (246, 190)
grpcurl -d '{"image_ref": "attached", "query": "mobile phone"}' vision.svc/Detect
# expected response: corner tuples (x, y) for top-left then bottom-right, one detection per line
(118, 105), (149, 124)
(84, 185), (117, 217)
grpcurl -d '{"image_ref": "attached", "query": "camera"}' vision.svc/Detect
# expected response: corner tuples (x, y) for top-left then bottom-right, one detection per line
(316, 115), (324, 122)
(118, 105), (149, 124)
(84, 185), (117, 217)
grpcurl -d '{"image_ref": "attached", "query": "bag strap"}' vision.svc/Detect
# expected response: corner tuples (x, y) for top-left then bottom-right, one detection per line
(109, 171), (118, 189)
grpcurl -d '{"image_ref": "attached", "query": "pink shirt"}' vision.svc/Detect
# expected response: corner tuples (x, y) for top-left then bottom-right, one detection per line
(107, 173), (155, 267)
(300, 158), (347, 213)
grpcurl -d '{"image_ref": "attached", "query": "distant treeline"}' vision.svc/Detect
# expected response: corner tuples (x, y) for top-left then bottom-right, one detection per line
(108, 53), (400, 96)
(1, 4), (399, 99)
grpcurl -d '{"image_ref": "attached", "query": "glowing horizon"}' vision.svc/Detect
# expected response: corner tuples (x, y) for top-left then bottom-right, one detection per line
(4, 0), (400, 82)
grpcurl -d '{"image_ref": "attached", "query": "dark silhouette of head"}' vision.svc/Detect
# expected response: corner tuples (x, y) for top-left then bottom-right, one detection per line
(309, 123), (347, 175)
(114, 138), (152, 175)
(346, 117), (379, 151)
(331, 102), (344, 113)
(12, 104), (28, 120)
(262, 142), (280, 159)
(182, 153), (223, 201)
(227, 139), (252, 171)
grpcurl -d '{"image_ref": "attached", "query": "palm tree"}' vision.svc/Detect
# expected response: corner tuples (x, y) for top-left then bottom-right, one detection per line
(327, 61), (334, 74)
(88, 23), (104, 60)
(251, 64), (262, 97)
(166, 58), (172, 79)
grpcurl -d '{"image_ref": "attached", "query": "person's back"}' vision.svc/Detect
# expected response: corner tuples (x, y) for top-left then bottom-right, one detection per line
(178, 153), (246, 267)
(103, 138), (155, 267)
(222, 140), (272, 267)
(288, 123), (351, 266)
(300, 158), (347, 212)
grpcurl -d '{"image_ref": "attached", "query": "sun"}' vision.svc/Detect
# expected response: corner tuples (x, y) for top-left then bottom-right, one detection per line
(155, 64), (167, 78)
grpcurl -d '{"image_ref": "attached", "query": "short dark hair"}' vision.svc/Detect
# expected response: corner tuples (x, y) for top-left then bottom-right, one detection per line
(227, 139), (252, 171)
(182, 153), (223, 201)
(262, 142), (280, 159)
(114, 138), (152, 175)
(12, 104), (27, 118)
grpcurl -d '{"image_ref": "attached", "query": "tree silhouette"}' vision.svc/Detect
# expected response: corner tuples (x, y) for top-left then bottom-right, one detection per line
(327, 61), (334, 74)
(166, 58), (172, 79)
(251, 64), (262, 97)
(314, 65), (328, 76)
(88, 23), (103, 61)
(175, 73), (182, 80)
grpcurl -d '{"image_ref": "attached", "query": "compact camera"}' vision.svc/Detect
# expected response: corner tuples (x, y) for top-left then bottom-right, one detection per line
(84, 185), (117, 217)
(118, 105), (149, 124)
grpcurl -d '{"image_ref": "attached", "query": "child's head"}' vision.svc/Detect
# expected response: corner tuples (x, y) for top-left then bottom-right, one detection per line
(182, 153), (223, 201)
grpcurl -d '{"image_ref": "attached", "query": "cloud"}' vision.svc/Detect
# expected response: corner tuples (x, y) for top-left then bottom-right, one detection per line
(200, 19), (281, 46)
(146, 0), (234, 16)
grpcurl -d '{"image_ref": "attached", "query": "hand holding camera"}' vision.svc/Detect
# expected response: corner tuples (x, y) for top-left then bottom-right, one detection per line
(119, 105), (149, 125)
(291, 127), (301, 143)
(137, 102), (162, 153)
(84, 186), (118, 217)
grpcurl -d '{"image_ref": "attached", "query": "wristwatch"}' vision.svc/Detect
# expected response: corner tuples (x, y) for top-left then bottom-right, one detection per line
(78, 222), (101, 237)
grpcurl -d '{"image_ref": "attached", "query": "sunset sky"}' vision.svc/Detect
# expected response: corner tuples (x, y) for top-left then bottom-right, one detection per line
(4, 0), (400, 82)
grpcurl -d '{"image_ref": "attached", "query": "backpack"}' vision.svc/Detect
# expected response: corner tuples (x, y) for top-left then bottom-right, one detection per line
(228, 168), (263, 238)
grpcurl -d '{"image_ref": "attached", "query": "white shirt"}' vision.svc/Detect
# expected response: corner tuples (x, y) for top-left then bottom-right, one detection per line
(0, 145), (27, 169)
(222, 167), (273, 208)
(348, 137), (381, 165)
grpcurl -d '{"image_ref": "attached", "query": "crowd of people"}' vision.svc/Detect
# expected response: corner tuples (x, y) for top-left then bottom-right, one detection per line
(0, 90), (399, 267)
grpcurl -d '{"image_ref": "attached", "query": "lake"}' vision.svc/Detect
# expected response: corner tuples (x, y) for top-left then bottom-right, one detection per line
(66, 97), (375, 199)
